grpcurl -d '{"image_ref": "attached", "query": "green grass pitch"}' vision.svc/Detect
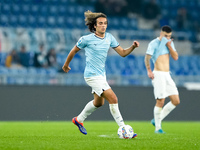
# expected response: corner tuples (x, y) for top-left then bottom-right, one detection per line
(0, 121), (199, 150)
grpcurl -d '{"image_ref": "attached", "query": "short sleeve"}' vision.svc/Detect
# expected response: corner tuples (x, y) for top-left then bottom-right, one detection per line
(146, 42), (155, 55)
(76, 37), (86, 49)
(110, 34), (119, 48)
(171, 41), (176, 51)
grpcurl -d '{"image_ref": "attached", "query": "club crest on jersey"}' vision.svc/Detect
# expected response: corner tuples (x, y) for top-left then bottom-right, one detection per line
(105, 39), (110, 45)
(78, 38), (82, 44)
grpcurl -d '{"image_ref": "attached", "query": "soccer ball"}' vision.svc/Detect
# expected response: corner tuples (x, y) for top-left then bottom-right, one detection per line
(117, 125), (134, 139)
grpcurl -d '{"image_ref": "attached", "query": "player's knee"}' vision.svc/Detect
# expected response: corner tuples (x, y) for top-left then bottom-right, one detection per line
(109, 96), (118, 104)
(156, 99), (165, 107)
(156, 103), (164, 107)
(112, 97), (118, 104)
(172, 99), (180, 106)
(94, 101), (104, 107)
(95, 104), (103, 107)
(99, 101), (105, 107)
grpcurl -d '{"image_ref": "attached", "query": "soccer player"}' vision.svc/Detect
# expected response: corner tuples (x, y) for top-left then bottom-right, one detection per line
(62, 10), (139, 137)
(144, 25), (180, 133)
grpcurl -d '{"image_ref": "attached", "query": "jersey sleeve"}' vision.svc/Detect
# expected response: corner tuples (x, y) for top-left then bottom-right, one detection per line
(171, 41), (176, 51)
(110, 34), (119, 48)
(76, 36), (87, 49)
(146, 42), (155, 55)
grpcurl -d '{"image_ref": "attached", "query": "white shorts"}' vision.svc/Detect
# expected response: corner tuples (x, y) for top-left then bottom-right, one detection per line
(84, 75), (111, 97)
(152, 71), (179, 99)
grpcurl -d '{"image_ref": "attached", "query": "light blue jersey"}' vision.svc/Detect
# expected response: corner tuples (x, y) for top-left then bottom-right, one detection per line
(76, 32), (119, 77)
(146, 37), (176, 63)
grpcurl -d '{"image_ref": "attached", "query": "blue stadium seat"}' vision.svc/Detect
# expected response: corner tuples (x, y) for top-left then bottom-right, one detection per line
(28, 15), (37, 27)
(11, 4), (21, 15)
(159, 0), (170, 8)
(65, 17), (74, 28)
(135, 55), (146, 70)
(159, 17), (169, 27)
(56, 16), (66, 28)
(129, 18), (138, 30)
(118, 31), (127, 40)
(35, 68), (48, 75)
(18, 15), (27, 27)
(168, 8), (177, 18)
(69, 54), (84, 73)
(171, 0), (178, 8)
(191, 10), (199, 20)
(27, 67), (38, 75)
(58, 5), (67, 15)
(136, 30), (153, 40)
(120, 18), (129, 29)
(17, 68), (28, 75)
(179, 0), (187, 7)
(170, 58), (179, 74)
(30, 4), (40, 15)
(56, 54), (65, 67)
(40, 5), (48, 15)
(0, 66), (9, 74)
(0, 53), (8, 66)
(121, 67), (134, 76)
(7, 68), (19, 75)
(37, 16), (47, 27)
(106, 56), (121, 75)
(0, 15), (9, 26)
(49, 5), (58, 15)
(67, 5), (76, 16)
(60, 0), (69, 4)
(76, 5), (85, 16)
(46, 68), (57, 76)
(47, 16), (56, 27)
(20, 4), (30, 21)
(108, 17), (120, 30)
(187, 0), (196, 9)
(9, 14), (18, 26)
(1, 4), (11, 14)
(74, 17), (85, 29)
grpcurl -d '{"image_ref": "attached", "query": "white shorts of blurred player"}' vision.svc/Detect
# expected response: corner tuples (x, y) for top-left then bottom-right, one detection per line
(152, 71), (179, 99)
(85, 75), (111, 97)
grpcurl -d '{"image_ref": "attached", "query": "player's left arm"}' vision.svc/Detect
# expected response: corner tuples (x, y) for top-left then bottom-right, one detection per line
(166, 39), (178, 61)
(114, 41), (139, 57)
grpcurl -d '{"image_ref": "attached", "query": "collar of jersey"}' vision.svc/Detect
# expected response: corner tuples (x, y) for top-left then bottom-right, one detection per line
(94, 33), (105, 40)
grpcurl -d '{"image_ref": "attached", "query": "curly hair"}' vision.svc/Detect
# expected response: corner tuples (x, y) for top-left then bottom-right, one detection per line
(84, 10), (107, 33)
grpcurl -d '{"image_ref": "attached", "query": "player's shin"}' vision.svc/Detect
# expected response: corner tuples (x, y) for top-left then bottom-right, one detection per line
(77, 100), (97, 123)
(109, 103), (125, 127)
(160, 101), (176, 121)
(154, 106), (162, 130)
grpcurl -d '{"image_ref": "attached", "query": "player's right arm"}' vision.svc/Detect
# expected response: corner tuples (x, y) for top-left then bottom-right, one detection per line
(62, 46), (81, 73)
(144, 54), (154, 79)
(166, 40), (178, 61)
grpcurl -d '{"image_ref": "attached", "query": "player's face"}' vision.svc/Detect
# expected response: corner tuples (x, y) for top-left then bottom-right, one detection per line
(161, 31), (172, 40)
(95, 17), (107, 35)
